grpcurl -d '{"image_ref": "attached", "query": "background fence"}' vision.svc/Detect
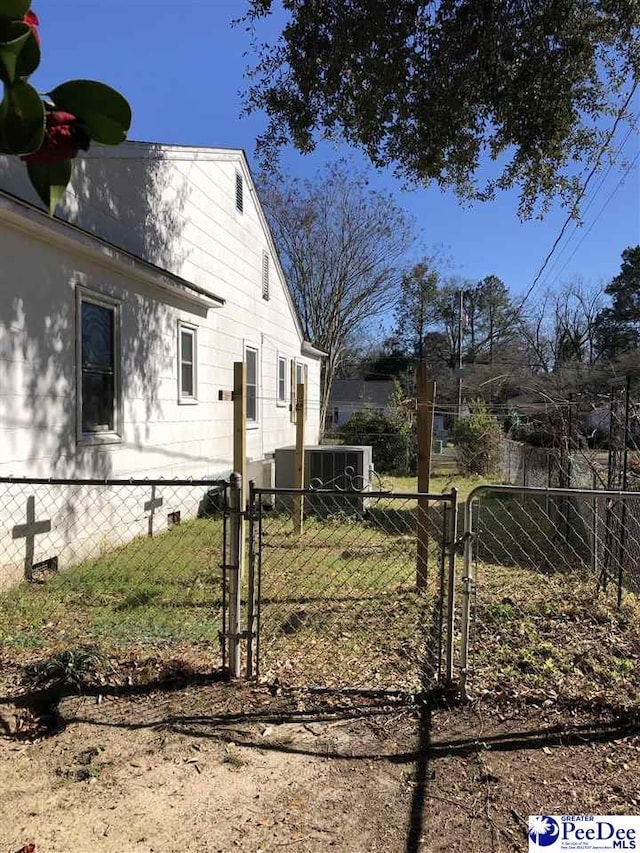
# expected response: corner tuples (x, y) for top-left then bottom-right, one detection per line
(247, 485), (457, 691)
(0, 477), (227, 669)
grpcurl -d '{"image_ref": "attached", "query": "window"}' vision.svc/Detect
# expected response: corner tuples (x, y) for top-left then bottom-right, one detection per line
(291, 361), (308, 423)
(77, 291), (120, 439)
(246, 345), (258, 423)
(262, 251), (270, 300)
(277, 355), (287, 405)
(178, 323), (197, 401)
(235, 171), (243, 214)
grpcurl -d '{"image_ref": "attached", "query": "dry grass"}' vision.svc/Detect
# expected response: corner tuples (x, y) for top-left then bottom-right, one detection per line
(467, 560), (640, 708)
(256, 506), (444, 690)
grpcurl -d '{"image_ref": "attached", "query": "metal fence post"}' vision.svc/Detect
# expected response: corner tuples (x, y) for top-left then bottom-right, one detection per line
(458, 492), (476, 696)
(246, 481), (258, 679)
(444, 487), (458, 685)
(228, 472), (244, 678)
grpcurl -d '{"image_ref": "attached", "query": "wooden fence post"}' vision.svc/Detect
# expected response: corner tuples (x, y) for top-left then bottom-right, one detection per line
(293, 382), (306, 535)
(416, 364), (436, 590)
(231, 362), (247, 648)
(233, 361), (247, 507)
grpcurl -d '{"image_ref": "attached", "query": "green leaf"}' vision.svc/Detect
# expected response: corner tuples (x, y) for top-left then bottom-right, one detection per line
(0, 20), (30, 84)
(0, 1), (32, 21)
(0, 79), (44, 153)
(15, 26), (39, 77)
(27, 158), (73, 215)
(48, 80), (131, 145)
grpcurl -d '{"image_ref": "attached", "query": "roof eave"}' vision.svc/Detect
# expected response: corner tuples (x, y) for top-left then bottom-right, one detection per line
(301, 340), (327, 359)
(0, 190), (225, 311)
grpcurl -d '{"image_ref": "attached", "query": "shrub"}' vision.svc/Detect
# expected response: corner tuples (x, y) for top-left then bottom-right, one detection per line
(455, 399), (504, 475)
(340, 383), (416, 474)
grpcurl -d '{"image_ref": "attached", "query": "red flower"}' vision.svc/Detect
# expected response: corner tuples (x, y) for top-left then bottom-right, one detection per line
(22, 110), (91, 165)
(24, 10), (40, 45)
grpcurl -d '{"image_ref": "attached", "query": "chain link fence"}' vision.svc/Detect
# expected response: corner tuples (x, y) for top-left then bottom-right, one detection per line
(459, 484), (640, 704)
(247, 485), (457, 691)
(0, 477), (227, 671)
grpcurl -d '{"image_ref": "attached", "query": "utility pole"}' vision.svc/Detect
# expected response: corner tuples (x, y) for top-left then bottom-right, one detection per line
(456, 288), (464, 420)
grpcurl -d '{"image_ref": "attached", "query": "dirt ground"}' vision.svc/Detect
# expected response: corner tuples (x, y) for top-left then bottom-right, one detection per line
(1, 678), (639, 853)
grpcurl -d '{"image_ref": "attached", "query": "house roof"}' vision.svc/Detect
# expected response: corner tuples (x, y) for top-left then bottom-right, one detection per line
(329, 380), (396, 407)
(0, 141), (325, 360)
(77, 141), (324, 359)
(0, 188), (225, 311)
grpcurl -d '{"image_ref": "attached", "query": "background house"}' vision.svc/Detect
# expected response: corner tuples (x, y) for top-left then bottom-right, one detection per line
(327, 380), (396, 429)
(327, 379), (446, 438)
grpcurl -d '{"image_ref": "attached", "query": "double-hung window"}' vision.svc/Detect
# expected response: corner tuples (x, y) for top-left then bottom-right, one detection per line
(77, 291), (120, 440)
(178, 322), (197, 402)
(291, 360), (308, 423)
(245, 345), (259, 423)
(277, 355), (287, 405)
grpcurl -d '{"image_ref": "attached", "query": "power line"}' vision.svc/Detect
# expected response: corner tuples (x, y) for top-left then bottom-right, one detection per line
(544, 148), (640, 288)
(519, 82), (639, 309)
(536, 123), (636, 290)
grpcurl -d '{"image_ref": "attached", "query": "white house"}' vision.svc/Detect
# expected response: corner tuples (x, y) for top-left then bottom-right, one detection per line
(0, 141), (323, 482)
(0, 142), (323, 580)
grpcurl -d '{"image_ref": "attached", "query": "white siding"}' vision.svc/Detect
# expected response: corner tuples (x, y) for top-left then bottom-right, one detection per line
(0, 143), (322, 482)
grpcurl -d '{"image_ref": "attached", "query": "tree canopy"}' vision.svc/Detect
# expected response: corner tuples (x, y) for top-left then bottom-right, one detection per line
(244, 0), (639, 218)
(597, 245), (640, 356)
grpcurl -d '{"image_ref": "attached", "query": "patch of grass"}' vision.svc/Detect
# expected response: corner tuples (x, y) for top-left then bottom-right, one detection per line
(469, 561), (640, 707)
(223, 744), (246, 769)
(0, 518), (224, 663)
(386, 473), (492, 499)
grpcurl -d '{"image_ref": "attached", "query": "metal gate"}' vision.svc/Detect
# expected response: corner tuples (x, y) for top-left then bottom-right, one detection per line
(245, 483), (458, 691)
(458, 483), (640, 698)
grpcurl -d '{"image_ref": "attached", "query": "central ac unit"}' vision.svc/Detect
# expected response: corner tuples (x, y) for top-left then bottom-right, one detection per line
(274, 445), (373, 515)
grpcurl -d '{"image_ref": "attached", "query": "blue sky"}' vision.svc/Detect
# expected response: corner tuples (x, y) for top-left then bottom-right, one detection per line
(38, 1), (639, 299)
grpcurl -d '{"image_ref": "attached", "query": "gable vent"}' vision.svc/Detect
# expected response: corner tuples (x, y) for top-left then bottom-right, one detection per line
(235, 171), (244, 213)
(262, 251), (270, 300)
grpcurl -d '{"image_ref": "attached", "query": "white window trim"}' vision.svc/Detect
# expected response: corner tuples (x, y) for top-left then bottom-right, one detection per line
(75, 286), (122, 446)
(245, 342), (260, 428)
(277, 354), (288, 407)
(177, 321), (198, 404)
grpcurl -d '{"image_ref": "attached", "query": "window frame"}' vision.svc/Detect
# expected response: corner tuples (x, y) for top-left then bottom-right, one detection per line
(277, 354), (287, 407)
(245, 343), (260, 426)
(75, 287), (122, 445)
(177, 321), (198, 404)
